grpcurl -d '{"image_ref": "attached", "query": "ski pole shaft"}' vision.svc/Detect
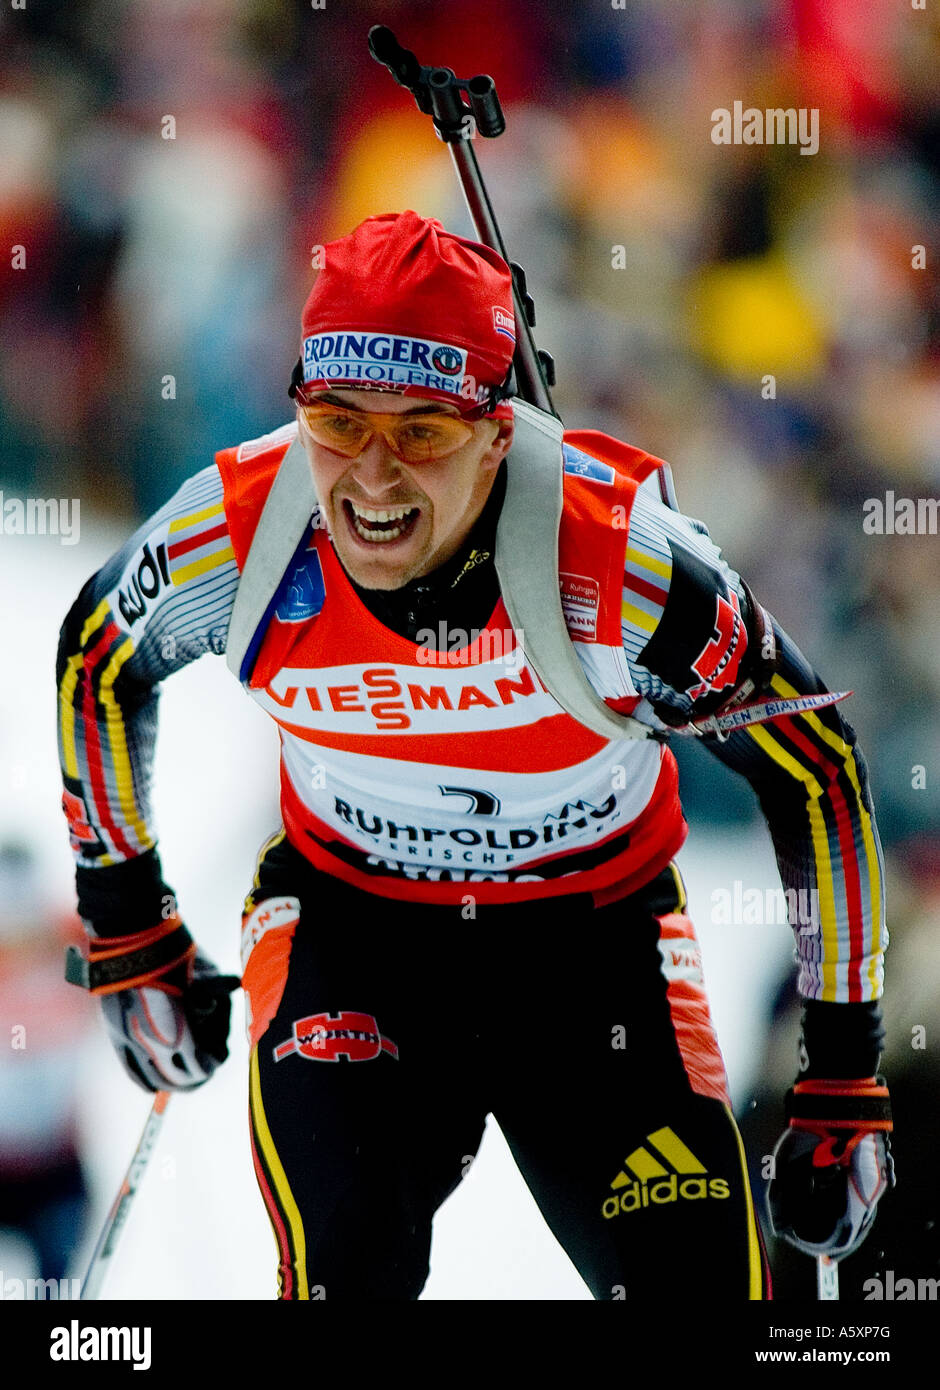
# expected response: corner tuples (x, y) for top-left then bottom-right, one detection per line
(817, 1253), (840, 1300)
(80, 1090), (171, 1300)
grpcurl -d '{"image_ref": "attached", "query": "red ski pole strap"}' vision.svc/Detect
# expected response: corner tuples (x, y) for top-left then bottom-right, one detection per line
(785, 1076), (893, 1133)
(64, 915), (196, 996)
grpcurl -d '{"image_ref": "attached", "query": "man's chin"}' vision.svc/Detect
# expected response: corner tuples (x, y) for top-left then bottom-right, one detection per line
(333, 535), (427, 591)
(327, 501), (430, 589)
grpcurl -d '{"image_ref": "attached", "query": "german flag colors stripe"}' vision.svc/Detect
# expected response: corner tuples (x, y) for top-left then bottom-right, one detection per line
(249, 1046), (308, 1299)
(743, 673), (885, 1002)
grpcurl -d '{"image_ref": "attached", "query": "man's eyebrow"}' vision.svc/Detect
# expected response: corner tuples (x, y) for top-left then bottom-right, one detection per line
(317, 391), (460, 417)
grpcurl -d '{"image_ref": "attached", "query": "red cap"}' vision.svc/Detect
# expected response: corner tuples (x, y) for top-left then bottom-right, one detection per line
(298, 211), (516, 417)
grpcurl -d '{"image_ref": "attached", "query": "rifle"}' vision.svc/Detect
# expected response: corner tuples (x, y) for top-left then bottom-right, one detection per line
(368, 25), (558, 418)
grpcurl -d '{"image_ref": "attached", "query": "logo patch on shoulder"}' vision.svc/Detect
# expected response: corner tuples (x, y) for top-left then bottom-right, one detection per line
(274, 545), (325, 624)
(563, 448), (615, 485)
(687, 590), (745, 700)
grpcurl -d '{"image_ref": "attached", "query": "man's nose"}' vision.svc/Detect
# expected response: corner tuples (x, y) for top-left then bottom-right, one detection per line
(349, 434), (405, 497)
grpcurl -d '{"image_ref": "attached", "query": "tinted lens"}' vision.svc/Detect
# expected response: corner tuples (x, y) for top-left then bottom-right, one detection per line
(300, 405), (371, 456)
(392, 415), (472, 462)
(300, 404), (473, 462)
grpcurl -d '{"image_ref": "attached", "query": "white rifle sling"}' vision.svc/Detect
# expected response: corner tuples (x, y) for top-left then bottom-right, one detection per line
(225, 435), (318, 684)
(493, 400), (652, 742)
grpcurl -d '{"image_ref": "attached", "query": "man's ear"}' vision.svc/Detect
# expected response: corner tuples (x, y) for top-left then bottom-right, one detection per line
(483, 418), (514, 466)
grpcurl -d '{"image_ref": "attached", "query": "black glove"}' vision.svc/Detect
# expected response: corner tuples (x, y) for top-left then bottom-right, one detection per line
(768, 1075), (894, 1259)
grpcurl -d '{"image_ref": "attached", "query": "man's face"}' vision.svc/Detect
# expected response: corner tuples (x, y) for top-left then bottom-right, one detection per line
(298, 387), (513, 590)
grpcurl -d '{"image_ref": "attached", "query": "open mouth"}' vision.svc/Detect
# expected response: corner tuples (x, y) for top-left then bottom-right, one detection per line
(343, 500), (421, 545)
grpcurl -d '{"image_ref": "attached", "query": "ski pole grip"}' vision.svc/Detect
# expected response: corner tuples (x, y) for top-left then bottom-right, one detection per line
(468, 75), (505, 137)
(368, 26), (430, 111)
(368, 26), (419, 85)
(428, 68), (467, 138)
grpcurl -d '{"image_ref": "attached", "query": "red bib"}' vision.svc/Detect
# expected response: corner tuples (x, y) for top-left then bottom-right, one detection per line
(217, 424), (686, 904)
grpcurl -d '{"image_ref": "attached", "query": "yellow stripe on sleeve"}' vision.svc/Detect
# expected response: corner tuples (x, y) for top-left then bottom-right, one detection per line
(621, 600), (659, 634)
(171, 545), (235, 587)
(79, 596), (112, 647)
(96, 637), (154, 853)
(59, 654), (84, 780)
(168, 501), (224, 533)
(624, 547), (671, 580)
(744, 720), (839, 996)
(770, 674), (884, 998)
(58, 598), (113, 779)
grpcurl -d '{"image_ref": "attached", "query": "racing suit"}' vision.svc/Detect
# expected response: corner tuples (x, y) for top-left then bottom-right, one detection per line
(57, 422), (886, 1299)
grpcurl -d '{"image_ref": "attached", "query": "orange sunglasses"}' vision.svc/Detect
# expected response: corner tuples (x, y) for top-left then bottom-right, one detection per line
(297, 398), (478, 464)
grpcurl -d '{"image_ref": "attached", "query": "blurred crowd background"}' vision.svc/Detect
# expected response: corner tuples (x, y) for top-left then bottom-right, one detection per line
(1, 0), (938, 1297)
(3, 0), (938, 846)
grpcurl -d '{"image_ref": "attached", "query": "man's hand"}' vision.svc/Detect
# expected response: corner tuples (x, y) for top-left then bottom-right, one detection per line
(100, 952), (240, 1093)
(65, 916), (240, 1093)
(767, 1076), (894, 1259)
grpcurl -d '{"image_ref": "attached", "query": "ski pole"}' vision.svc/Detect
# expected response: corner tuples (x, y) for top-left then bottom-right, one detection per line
(80, 1090), (171, 1300)
(367, 23), (558, 417)
(817, 1253), (839, 1300)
